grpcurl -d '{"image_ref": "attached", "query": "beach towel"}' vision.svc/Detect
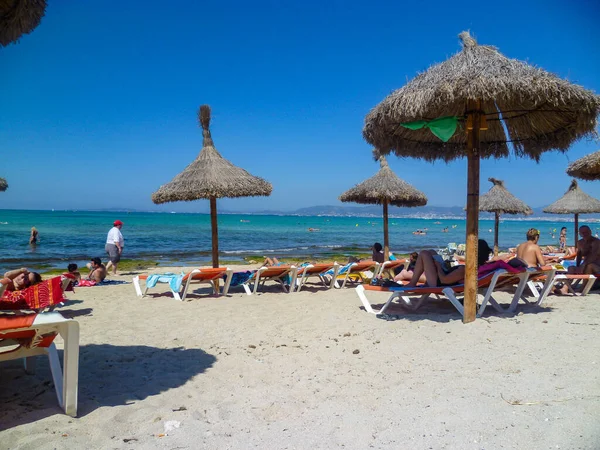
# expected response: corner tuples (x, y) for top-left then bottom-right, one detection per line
(0, 276), (65, 311)
(226, 271), (254, 287)
(77, 279), (129, 287)
(560, 260), (577, 269)
(145, 273), (184, 292)
(478, 260), (524, 277)
(327, 263), (352, 276)
(98, 279), (129, 285)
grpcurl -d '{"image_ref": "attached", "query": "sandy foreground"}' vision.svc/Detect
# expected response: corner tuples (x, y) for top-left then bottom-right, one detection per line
(1, 265), (599, 450)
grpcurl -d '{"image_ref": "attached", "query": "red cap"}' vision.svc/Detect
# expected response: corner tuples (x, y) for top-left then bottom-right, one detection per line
(113, 220), (123, 226)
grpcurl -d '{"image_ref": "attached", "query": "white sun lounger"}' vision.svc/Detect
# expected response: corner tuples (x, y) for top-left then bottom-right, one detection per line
(294, 263), (340, 292)
(133, 267), (233, 300)
(0, 312), (80, 417)
(356, 269), (531, 318)
(242, 265), (298, 295)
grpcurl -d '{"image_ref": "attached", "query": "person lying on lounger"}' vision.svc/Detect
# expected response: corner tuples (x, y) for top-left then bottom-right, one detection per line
(393, 252), (424, 283)
(263, 257), (284, 267)
(406, 240), (493, 288)
(1, 267), (42, 291)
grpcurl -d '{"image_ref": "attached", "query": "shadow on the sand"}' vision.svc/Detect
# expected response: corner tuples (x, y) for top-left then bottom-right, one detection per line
(362, 300), (554, 323)
(59, 307), (94, 318)
(0, 344), (216, 429)
(142, 287), (221, 300)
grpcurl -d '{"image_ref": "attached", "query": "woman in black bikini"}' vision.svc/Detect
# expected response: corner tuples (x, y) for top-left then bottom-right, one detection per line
(406, 240), (492, 287)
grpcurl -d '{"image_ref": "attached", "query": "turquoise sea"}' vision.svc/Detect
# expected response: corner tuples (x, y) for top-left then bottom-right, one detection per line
(0, 209), (598, 273)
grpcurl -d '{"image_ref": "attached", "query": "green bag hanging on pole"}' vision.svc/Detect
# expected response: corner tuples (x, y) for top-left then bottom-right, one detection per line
(400, 116), (458, 142)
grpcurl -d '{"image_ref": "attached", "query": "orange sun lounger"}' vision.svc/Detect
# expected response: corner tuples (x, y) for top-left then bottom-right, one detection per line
(526, 267), (592, 302)
(336, 261), (381, 288)
(294, 263), (340, 292)
(0, 312), (80, 417)
(356, 269), (531, 318)
(133, 267), (233, 301)
(242, 265), (298, 295)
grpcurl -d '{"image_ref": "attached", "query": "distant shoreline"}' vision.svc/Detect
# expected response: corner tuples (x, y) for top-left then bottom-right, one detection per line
(0, 207), (596, 222)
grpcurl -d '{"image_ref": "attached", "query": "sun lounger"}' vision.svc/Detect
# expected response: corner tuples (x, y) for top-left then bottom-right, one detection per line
(356, 269), (530, 318)
(336, 261), (381, 288)
(553, 273), (597, 296)
(526, 269), (592, 301)
(0, 311), (79, 416)
(242, 265), (298, 295)
(133, 267), (233, 300)
(294, 263), (340, 292)
(375, 259), (406, 278)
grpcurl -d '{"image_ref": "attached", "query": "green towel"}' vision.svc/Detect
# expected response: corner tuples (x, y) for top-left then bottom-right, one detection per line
(400, 116), (458, 142)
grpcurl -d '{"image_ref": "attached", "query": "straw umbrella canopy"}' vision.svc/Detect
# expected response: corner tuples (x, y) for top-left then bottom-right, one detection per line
(0, 0), (47, 47)
(0, 177), (7, 192)
(543, 179), (600, 246)
(363, 31), (600, 323)
(152, 105), (272, 268)
(479, 178), (532, 255)
(339, 156), (427, 260)
(566, 150), (600, 181)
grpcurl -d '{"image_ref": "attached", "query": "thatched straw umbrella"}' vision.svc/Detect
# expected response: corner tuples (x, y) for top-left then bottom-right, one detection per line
(543, 179), (600, 246)
(479, 178), (532, 256)
(363, 31), (600, 323)
(0, 0), (47, 47)
(0, 177), (7, 192)
(566, 150), (600, 181)
(152, 105), (272, 268)
(339, 156), (427, 260)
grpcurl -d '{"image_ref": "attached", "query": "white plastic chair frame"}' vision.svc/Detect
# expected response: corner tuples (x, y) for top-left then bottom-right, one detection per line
(554, 274), (597, 296)
(374, 260), (407, 279)
(0, 312), (80, 417)
(526, 270), (593, 302)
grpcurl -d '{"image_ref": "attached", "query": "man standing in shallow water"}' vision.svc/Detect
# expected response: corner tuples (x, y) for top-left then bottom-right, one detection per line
(105, 220), (124, 275)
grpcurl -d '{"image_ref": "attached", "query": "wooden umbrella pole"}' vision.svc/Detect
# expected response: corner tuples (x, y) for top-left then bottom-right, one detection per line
(464, 100), (482, 324)
(383, 200), (390, 261)
(494, 211), (500, 256)
(574, 213), (579, 247)
(210, 197), (219, 268)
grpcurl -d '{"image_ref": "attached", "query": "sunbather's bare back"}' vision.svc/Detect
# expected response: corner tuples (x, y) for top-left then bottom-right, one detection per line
(516, 228), (545, 268)
(516, 241), (545, 268)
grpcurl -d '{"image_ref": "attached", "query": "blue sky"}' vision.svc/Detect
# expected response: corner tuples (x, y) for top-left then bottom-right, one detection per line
(1, 0), (599, 213)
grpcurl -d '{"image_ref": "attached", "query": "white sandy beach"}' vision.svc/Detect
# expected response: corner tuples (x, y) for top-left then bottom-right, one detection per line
(1, 265), (599, 449)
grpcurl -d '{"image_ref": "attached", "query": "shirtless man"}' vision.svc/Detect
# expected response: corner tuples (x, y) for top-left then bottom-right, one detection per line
(515, 228), (546, 268)
(569, 225), (600, 274)
(1, 268), (42, 291)
(86, 257), (107, 282)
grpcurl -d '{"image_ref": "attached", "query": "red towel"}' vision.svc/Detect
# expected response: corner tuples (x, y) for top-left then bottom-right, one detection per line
(0, 276), (65, 310)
